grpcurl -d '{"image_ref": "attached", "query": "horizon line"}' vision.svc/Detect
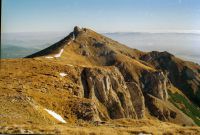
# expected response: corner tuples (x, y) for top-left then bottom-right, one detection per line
(2, 29), (200, 34)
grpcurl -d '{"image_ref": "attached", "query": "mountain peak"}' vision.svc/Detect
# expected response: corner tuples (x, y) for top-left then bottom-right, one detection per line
(73, 26), (89, 37)
(73, 26), (81, 34)
(73, 26), (81, 37)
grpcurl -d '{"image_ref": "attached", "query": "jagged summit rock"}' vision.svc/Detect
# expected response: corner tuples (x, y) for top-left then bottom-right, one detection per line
(1, 26), (200, 134)
(73, 26), (82, 36)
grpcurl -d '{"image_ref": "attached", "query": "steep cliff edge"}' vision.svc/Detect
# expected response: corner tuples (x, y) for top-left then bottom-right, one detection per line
(140, 51), (200, 107)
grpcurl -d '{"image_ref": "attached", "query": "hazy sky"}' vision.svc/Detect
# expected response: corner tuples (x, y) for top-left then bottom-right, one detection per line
(2, 0), (200, 33)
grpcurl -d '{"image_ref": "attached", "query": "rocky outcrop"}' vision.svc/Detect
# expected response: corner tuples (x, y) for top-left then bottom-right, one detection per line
(73, 26), (82, 37)
(78, 66), (187, 123)
(141, 71), (169, 101)
(139, 70), (172, 121)
(140, 51), (200, 107)
(80, 67), (138, 119)
(113, 61), (148, 118)
(126, 82), (145, 118)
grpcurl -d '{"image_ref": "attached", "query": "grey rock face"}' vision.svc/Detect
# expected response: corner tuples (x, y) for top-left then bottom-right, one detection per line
(74, 26), (82, 36)
(140, 51), (200, 107)
(141, 71), (168, 101)
(80, 67), (138, 119)
(126, 82), (145, 118)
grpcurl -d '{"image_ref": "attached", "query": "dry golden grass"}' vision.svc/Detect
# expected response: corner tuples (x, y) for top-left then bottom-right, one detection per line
(1, 119), (200, 134)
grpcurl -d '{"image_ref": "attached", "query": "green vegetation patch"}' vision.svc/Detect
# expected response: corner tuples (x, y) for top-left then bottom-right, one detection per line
(168, 91), (200, 126)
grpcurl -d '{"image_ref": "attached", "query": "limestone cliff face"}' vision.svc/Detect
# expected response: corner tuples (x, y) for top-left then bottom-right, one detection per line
(140, 51), (200, 107)
(76, 66), (192, 125)
(140, 70), (171, 121)
(141, 71), (169, 101)
(126, 82), (145, 118)
(138, 70), (195, 125)
(80, 67), (138, 119)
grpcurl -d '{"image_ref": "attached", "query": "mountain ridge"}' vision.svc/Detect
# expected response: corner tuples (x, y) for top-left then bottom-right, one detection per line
(1, 26), (200, 134)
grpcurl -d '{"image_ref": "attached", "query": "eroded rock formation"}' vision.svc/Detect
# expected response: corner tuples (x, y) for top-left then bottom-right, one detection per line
(80, 67), (137, 119)
(141, 70), (169, 101)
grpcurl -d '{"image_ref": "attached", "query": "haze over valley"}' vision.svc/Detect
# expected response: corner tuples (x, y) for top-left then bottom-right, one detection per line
(2, 31), (200, 64)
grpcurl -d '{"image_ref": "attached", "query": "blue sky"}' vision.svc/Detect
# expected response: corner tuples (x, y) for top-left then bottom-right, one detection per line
(2, 0), (200, 33)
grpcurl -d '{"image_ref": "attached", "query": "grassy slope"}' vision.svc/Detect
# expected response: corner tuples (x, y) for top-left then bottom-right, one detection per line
(168, 90), (200, 126)
(1, 119), (200, 134)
